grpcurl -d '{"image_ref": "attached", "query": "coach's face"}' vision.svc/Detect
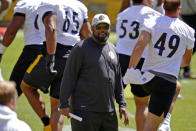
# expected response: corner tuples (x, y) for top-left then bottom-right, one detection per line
(92, 23), (110, 43)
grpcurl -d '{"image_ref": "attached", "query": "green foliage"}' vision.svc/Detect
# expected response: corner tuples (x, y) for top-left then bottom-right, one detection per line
(1, 30), (196, 131)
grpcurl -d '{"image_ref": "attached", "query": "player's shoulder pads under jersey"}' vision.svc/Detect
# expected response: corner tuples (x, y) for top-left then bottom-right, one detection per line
(74, 0), (88, 13)
(38, 0), (86, 16)
(178, 19), (195, 43)
(14, 0), (28, 13)
(14, 0), (40, 14)
(39, 0), (74, 9)
(70, 0), (88, 20)
(117, 5), (161, 21)
(140, 6), (161, 19)
(141, 7), (162, 33)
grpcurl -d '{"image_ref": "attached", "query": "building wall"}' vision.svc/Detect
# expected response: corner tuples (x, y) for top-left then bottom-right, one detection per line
(84, 0), (122, 30)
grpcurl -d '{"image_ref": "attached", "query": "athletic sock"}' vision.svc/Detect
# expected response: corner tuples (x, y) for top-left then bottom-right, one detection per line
(184, 66), (190, 73)
(41, 116), (50, 126)
(163, 113), (171, 125)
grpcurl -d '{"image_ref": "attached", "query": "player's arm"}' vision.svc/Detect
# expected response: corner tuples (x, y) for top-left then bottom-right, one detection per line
(2, 14), (25, 47)
(181, 49), (193, 67)
(181, 27), (195, 67)
(43, 12), (57, 55)
(43, 12), (58, 75)
(128, 31), (151, 68)
(79, 3), (92, 40)
(119, 0), (130, 13)
(79, 20), (92, 40)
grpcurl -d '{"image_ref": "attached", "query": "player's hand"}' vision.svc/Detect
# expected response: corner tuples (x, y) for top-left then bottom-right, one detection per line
(45, 54), (57, 75)
(58, 107), (71, 118)
(119, 107), (129, 126)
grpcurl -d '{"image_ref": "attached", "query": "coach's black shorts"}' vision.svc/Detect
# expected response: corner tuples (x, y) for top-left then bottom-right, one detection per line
(23, 43), (73, 98)
(71, 110), (118, 131)
(143, 76), (176, 117)
(119, 53), (149, 97)
(9, 45), (43, 96)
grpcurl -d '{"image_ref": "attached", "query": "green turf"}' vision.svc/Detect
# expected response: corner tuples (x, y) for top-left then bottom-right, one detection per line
(1, 30), (196, 131)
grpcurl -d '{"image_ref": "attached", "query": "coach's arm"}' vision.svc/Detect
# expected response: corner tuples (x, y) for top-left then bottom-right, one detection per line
(115, 58), (129, 126)
(59, 43), (83, 118)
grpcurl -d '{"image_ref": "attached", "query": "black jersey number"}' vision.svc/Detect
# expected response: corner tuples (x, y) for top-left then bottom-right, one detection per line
(119, 20), (128, 38)
(154, 33), (180, 57)
(63, 11), (70, 32)
(63, 11), (79, 34)
(119, 20), (140, 39)
(34, 14), (39, 30)
(129, 21), (140, 39)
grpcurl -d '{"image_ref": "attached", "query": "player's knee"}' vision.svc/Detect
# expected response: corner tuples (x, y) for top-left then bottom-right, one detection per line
(58, 116), (64, 125)
(134, 96), (149, 104)
(50, 114), (64, 126)
(20, 80), (35, 92)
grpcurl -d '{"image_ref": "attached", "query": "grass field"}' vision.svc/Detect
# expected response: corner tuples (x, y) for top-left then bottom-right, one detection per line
(1, 30), (196, 131)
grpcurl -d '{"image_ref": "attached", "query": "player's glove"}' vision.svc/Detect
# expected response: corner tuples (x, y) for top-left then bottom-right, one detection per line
(45, 54), (57, 75)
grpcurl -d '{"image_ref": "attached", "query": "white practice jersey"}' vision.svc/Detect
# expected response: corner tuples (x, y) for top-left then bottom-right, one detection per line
(37, 0), (88, 46)
(141, 15), (195, 78)
(14, 0), (42, 46)
(116, 5), (161, 57)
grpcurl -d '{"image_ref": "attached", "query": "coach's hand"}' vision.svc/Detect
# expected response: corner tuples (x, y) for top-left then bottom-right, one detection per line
(58, 107), (71, 118)
(45, 54), (57, 75)
(119, 107), (129, 126)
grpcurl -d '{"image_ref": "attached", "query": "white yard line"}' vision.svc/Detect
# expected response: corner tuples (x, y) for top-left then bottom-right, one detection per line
(188, 127), (196, 130)
(119, 127), (136, 131)
(180, 79), (191, 83)
(126, 110), (135, 119)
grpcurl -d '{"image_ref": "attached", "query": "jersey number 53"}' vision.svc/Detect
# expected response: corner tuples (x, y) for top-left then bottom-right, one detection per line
(119, 20), (140, 39)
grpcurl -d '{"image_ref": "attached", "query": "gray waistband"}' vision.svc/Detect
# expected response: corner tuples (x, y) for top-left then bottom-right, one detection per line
(149, 70), (177, 84)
